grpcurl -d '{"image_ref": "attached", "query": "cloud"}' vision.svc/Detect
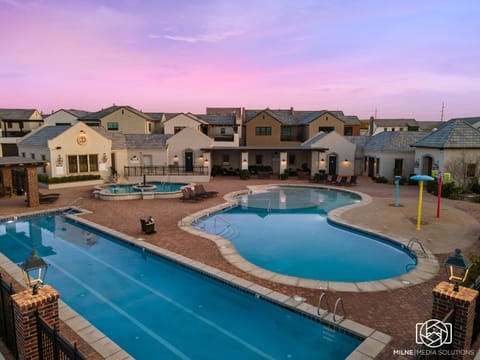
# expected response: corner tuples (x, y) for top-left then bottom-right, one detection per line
(149, 30), (243, 43)
(0, 0), (35, 8)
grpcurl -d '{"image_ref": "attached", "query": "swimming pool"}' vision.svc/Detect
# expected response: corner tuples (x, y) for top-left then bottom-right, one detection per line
(0, 213), (362, 359)
(193, 186), (417, 282)
(94, 181), (189, 200)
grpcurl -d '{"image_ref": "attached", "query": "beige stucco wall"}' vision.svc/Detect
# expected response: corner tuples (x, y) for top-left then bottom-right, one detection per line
(100, 108), (150, 134)
(364, 151), (416, 179)
(167, 127), (213, 168)
(308, 113), (344, 137)
(43, 110), (78, 126)
(245, 113), (285, 146)
(164, 114), (203, 135)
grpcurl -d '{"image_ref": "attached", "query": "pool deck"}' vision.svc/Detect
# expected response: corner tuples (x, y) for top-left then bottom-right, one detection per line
(1, 176), (480, 359)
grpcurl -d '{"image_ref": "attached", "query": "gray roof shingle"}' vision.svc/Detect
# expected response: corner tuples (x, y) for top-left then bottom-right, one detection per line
(124, 134), (171, 149)
(18, 126), (70, 147)
(0, 108), (39, 120)
(412, 119), (480, 149)
(196, 114), (235, 125)
(244, 108), (359, 125)
(301, 132), (329, 147)
(374, 118), (418, 128)
(80, 106), (151, 121)
(365, 131), (427, 152)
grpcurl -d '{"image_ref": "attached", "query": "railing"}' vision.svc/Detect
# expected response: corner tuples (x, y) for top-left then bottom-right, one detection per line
(36, 312), (86, 360)
(213, 135), (234, 142)
(0, 273), (17, 359)
(280, 135), (303, 142)
(124, 166), (209, 177)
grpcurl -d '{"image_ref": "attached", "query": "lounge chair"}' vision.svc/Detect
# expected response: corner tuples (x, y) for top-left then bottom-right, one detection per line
(326, 174), (338, 184)
(180, 188), (199, 202)
(334, 176), (348, 186)
(39, 192), (60, 204)
(140, 219), (156, 234)
(347, 175), (358, 186)
(194, 184), (218, 198)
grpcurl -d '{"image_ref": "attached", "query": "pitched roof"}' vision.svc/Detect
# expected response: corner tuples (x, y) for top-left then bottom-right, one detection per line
(80, 106), (152, 121)
(164, 113), (180, 121)
(144, 112), (164, 121)
(18, 125), (70, 147)
(0, 108), (39, 120)
(206, 107), (241, 117)
(92, 127), (127, 149)
(124, 134), (171, 149)
(417, 121), (442, 131)
(364, 131), (427, 152)
(345, 135), (370, 149)
(244, 108), (360, 125)
(65, 109), (91, 118)
(196, 114), (235, 125)
(301, 132), (329, 147)
(412, 119), (480, 149)
(374, 118), (418, 127)
(450, 117), (480, 127)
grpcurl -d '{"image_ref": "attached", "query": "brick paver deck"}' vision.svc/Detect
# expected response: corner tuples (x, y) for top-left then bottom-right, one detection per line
(1, 176), (480, 359)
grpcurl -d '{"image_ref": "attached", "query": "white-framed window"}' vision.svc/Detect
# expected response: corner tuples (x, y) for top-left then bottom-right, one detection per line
(67, 154), (98, 174)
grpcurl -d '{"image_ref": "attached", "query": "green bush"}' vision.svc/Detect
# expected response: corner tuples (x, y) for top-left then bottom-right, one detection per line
(427, 178), (463, 200)
(240, 169), (250, 180)
(472, 195), (480, 203)
(470, 180), (480, 194)
(38, 174), (101, 184)
(279, 169), (289, 180)
(375, 176), (388, 184)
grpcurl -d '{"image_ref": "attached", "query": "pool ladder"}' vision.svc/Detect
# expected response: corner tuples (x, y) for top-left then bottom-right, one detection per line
(317, 292), (345, 323)
(407, 237), (428, 258)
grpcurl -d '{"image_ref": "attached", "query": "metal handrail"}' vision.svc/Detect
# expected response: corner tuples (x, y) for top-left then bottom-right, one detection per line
(407, 237), (428, 258)
(317, 292), (330, 316)
(333, 298), (345, 323)
(214, 215), (232, 229)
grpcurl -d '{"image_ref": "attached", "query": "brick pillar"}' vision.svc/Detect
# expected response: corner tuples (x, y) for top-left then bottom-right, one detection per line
(1, 167), (13, 195)
(432, 281), (478, 359)
(11, 285), (60, 360)
(25, 166), (39, 207)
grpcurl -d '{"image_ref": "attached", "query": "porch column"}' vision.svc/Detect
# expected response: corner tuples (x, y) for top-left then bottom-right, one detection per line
(12, 285), (60, 360)
(432, 282), (478, 359)
(311, 151), (321, 174)
(25, 166), (40, 207)
(203, 152), (211, 176)
(279, 152), (287, 174)
(241, 152), (249, 170)
(1, 166), (13, 196)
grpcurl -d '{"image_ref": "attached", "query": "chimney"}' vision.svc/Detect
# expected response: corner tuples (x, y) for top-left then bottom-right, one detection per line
(369, 116), (374, 136)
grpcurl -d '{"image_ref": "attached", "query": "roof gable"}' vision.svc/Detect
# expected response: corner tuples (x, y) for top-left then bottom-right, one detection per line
(365, 131), (427, 152)
(412, 119), (480, 149)
(18, 125), (71, 147)
(0, 108), (39, 120)
(80, 105), (151, 121)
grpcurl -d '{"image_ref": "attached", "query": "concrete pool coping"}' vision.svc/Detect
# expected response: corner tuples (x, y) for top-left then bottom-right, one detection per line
(92, 182), (189, 200)
(179, 184), (440, 293)
(1, 207), (392, 360)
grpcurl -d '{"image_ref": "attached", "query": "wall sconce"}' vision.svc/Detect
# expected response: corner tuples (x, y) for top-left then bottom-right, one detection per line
(444, 248), (472, 292)
(243, 159), (247, 162)
(55, 146), (62, 150)
(20, 250), (48, 295)
(320, 158), (325, 163)
(204, 158), (209, 163)
(80, 129), (86, 134)
(344, 159), (349, 163)
(281, 158), (286, 163)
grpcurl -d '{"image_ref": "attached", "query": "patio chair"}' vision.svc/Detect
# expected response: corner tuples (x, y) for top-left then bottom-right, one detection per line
(140, 219), (156, 234)
(326, 174), (338, 184)
(334, 176), (348, 186)
(347, 175), (358, 186)
(39, 192), (60, 204)
(194, 184), (218, 198)
(180, 188), (200, 202)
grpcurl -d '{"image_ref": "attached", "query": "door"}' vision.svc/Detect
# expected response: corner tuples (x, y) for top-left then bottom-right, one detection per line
(185, 151), (193, 172)
(328, 156), (337, 175)
(368, 157), (375, 177)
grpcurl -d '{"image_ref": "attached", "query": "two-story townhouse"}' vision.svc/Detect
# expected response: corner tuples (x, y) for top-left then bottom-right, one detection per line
(0, 108), (44, 156)
(79, 105), (154, 134)
(43, 109), (90, 126)
(367, 118), (419, 135)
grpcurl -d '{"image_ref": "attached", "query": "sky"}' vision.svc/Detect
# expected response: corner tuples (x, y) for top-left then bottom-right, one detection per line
(1, 0), (479, 121)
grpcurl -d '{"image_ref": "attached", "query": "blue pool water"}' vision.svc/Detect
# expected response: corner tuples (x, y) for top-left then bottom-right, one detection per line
(0, 214), (361, 359)
(194, 187), (417, 282)
(106, 181), (187, 194)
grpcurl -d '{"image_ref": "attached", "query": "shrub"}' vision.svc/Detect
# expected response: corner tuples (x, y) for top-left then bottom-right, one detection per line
(398, 177), (408, 185)
(470, 180), (480, 194)
(375, 176), (388, 184)
(240, 169), (250, 180)
(38, 174), (101, 184)
(464, 253), (480, 288)
(427, 178), (463, 200)
(279, 169), (289, 180)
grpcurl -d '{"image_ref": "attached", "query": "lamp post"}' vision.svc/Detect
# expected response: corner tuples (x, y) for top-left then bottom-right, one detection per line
(444, 248), (473, 292)
(409, 175), (434, 231)
(394, 175), (401, 207)
(20, 250), (48, 295)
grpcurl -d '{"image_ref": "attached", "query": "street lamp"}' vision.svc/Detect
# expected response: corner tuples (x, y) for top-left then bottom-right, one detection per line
(444, 248), (472, 292)
(20, 250), (48, 295)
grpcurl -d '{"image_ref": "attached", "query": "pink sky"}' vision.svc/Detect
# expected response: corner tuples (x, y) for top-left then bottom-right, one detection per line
(1, 0), (479, 120)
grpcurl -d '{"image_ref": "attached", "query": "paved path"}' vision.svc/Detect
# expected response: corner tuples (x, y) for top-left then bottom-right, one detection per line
(1, 176), (480, 359)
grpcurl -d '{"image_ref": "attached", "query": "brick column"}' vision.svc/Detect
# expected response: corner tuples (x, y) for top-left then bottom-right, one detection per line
(1, 167), (13, 195)
(11, 285), (60, 360)
(25, 166), (39, 207)
(432, 281), (478, 359)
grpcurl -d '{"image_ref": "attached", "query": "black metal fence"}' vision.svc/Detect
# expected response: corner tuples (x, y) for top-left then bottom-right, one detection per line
(0, 273), (17, 359)
(36, 313), (86, 360)
(124, 165), (209, 177)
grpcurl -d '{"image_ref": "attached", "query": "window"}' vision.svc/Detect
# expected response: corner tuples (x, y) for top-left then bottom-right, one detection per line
(67, 154), (99, 174)
(281, 127), (292, 136)
(148, 123), (152, 132)
(41, 154), (46, 161)
(391, 128), (395, 131)
(255, 127), (272, 136)
(288, 154), (296, 165)
(174, 126), (185, 134)
(220, 128), (226, 135)
(376, 158), (380, 175)
(394, 158), (403, 176)
(31, 153), (35, 159)
(7, 122), (12, 128)
(107, 122), (119, 130)
(344, 127), (353, 136)
(222, 155), (230, 163)
(318, 127), (334, 133)
(256, 155), (263, 165)
(467, 164), (477, 177)
(399, 128), (404, 131)
(21, 152), (25, 158)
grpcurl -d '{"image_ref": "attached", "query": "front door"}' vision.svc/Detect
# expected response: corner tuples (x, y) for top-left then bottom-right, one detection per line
(185, 152), (193, 172)
(328, 156), (337, 175)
